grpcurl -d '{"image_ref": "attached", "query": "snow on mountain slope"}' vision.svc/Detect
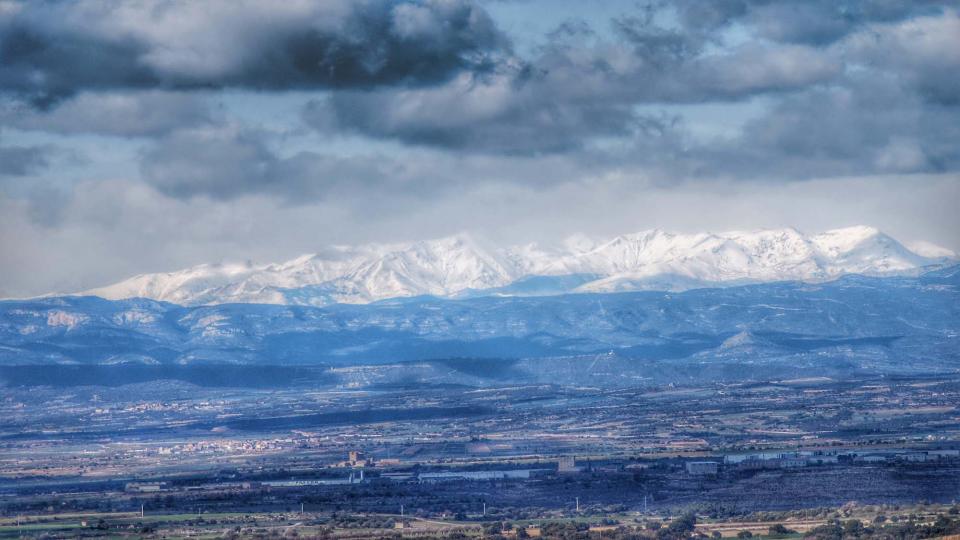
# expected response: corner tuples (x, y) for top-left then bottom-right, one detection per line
(323, 235), (518, 303)
(810, 226), (928, 272)
(907, 240), (957, 259)
(87, 235), (521, 306)
(570, 227), (934, 292)
(80, 227), (953, 306)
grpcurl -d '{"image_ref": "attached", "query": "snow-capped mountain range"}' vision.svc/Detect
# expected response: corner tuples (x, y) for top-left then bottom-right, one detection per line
(81, 226), (955, 307)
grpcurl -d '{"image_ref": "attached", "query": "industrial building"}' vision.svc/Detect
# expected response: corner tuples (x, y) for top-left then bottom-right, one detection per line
(558, 456), (580, 473)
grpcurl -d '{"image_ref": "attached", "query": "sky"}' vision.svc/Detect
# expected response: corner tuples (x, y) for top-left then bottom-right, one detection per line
(1, 0), (959, 297)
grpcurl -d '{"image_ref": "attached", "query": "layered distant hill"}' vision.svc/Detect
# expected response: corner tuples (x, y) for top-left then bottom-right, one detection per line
(79, 226), (954, 307)
(2, 266), (957, 378)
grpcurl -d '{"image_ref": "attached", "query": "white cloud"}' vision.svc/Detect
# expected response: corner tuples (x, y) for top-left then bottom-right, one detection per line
(2, 171), (957, 298)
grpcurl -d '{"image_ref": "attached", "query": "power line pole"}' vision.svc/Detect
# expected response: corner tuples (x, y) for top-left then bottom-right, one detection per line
(576, 497), (580, 512)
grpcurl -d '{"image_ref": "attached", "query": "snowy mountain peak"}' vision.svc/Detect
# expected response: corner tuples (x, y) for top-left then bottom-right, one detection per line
(337, 232), (517, 301)
(79, 227), (954, 306)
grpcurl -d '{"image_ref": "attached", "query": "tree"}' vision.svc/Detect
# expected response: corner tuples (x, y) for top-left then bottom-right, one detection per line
(483, 522), (503, 534)
(658, 513), (697, 540)
(842, 519), (863, 536)
(669, 513), (697, 535)
(768, 524), (795, 535)
(737, 531), (752, 539)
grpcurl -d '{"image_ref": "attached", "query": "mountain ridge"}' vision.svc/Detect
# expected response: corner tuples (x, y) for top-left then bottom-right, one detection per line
(78, 226), (954, 307)
(2, 265), (957, 373)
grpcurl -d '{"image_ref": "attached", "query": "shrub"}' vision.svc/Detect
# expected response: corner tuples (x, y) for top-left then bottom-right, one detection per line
(769, 524), (795, 535)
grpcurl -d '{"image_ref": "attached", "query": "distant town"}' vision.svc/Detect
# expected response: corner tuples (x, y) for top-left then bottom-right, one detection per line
(2, 373), (959, 537)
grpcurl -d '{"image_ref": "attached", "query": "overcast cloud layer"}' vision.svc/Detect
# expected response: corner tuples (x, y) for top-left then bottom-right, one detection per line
(1, 0), (959, 297)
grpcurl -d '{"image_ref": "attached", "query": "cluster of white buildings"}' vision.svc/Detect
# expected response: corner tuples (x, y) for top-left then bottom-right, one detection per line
(156, 438), (294, 456)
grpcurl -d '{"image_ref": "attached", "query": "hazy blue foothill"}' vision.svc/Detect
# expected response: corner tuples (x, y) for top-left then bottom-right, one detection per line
(2, 265), (957, 388)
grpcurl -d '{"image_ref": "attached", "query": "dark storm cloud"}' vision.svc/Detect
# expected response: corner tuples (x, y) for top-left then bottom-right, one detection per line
(668, 76), (960, 181)
(1, 0), (957, 199)
(1, 91), (216, 137)
(844, 9), (960, 105)
(307, 0), (959, 169)
(137, 121), (623, 201)
(0, 142), (48, 176)
(0, 0), (507, 107)
(306, 70), (670, 155)
(308, 9), (841, 155)
(139, 127), (277, 200)
(139, 125), (423, 202)
(674, 0), (943, 45)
